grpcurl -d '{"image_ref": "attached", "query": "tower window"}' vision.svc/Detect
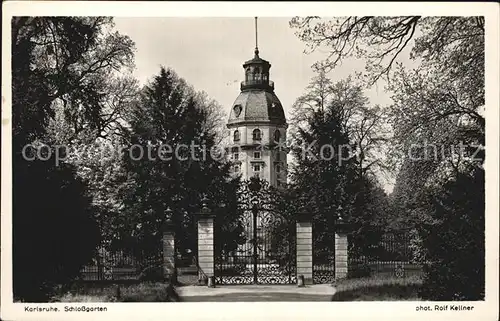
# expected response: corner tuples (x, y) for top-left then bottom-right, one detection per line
(234, 165), (240, 172)
(274, 130), (281, 142)
(245, 68), (251, 82)
(252, 129), (262, 141)
(276, 153), (281, 161)
(254, 152), (261, 159)
(234, 130), (240, 142)
(233, 105), (242, 117)
(253, 164), (261, 172)
(234, 153), (239, 161)
(276, 165), (281, 173)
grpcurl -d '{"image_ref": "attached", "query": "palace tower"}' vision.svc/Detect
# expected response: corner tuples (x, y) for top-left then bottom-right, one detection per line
(226, 18), (288, 187)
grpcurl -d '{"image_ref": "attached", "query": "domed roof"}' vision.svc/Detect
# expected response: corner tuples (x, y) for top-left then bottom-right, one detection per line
(227, 90), (286, 126)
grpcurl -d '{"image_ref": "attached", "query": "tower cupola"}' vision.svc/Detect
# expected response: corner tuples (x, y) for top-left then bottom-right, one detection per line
(240, 18), (274, 92)
(241, 50), (273, 92)
(226, 17), (288, 187)
(227, 17), (286, 127)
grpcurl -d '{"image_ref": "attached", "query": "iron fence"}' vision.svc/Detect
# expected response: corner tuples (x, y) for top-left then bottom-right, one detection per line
(80, 248), (163, 282)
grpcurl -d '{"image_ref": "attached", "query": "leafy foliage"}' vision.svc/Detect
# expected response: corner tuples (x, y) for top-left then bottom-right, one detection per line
(289, 76), (390, 260)
(418, 168), (485, 300)
(289, 16), (421, 84)
(389, 33), (485, 297)
(12, 17), (135, 148)
(13, 157), (100, 302)
(290, 16), (485, 300)
(291, 74), (390, 178)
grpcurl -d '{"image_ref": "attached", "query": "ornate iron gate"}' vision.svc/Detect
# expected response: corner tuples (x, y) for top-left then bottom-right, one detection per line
(215, 178), (296, 285)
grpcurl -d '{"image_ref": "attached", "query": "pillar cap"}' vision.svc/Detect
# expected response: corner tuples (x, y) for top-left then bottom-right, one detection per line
(335, 219), (351, 233)
(196, 212), (216, 219)
(296, 212), (311, 222)
(163, 220), (175, 232)
(196, 195), (215, 218)
(196, 208), (216, 219)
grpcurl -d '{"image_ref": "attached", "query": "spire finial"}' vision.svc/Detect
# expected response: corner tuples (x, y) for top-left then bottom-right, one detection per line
(254, 17), (259, 57)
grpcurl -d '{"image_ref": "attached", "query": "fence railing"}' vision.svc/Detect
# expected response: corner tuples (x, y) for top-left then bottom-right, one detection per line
(80, 249), (162, 281)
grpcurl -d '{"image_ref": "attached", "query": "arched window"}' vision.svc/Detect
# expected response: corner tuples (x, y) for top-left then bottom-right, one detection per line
(253, 67), (261, 81)
(233, 130), (240, 142)
(245, 68), (251, 81)
(274, 130), (281, 142)
(252, 128), (262, 141)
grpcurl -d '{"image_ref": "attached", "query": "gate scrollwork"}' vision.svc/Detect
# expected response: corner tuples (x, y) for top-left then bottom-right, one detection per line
(215, 178), (296, 285)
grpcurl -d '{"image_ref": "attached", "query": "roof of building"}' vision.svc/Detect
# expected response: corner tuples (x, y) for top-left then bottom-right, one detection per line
(227, 89), (287, 126)
(243, 55), (270, 67)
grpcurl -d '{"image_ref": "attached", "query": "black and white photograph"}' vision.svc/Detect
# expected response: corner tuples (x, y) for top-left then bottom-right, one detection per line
(1, 2), (499, 320)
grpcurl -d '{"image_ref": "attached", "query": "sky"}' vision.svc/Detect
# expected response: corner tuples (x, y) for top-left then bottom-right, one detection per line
(113, 17), (394, 120)
(112, 17), (400, 191)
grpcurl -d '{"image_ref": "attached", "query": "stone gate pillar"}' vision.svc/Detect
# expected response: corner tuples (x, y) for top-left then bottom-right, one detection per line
(162, 220), (177, 283)
(197, 200), (215, 286)
(335, 219), (350, 280)
(296, 213), (313, 285)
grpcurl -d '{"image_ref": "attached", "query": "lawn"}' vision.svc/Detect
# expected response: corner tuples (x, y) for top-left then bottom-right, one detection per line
(55, 283), (331, 302)
(54, 275), (423, 302)
(183, 293), (331, 302)
(55, 282), (177, 302)
(331, 275), (423, 301)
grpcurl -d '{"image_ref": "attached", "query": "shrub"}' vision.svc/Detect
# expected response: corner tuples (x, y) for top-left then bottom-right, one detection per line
(418, 168), (485, 300)
(13, 160), (100, 302)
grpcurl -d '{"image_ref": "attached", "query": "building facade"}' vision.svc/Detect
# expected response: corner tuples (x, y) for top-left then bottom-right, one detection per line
(226, 46), (288, 188)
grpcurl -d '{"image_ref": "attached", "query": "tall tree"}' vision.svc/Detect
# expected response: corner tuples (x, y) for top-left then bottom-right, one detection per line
(419, 167), (485, 300)
(290, 15), (485, 223)
(291, 74), (388, 178)
(386, 16), (484, 229)
(12, 17), (135, 148)
(290, 77), (389, 262)
(290, 16), (485, 298)
(11, 17), (135, 301)
(45, 76), (140, 249)
(118, 67), (240, 260)
(289, 16), (484, 162)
